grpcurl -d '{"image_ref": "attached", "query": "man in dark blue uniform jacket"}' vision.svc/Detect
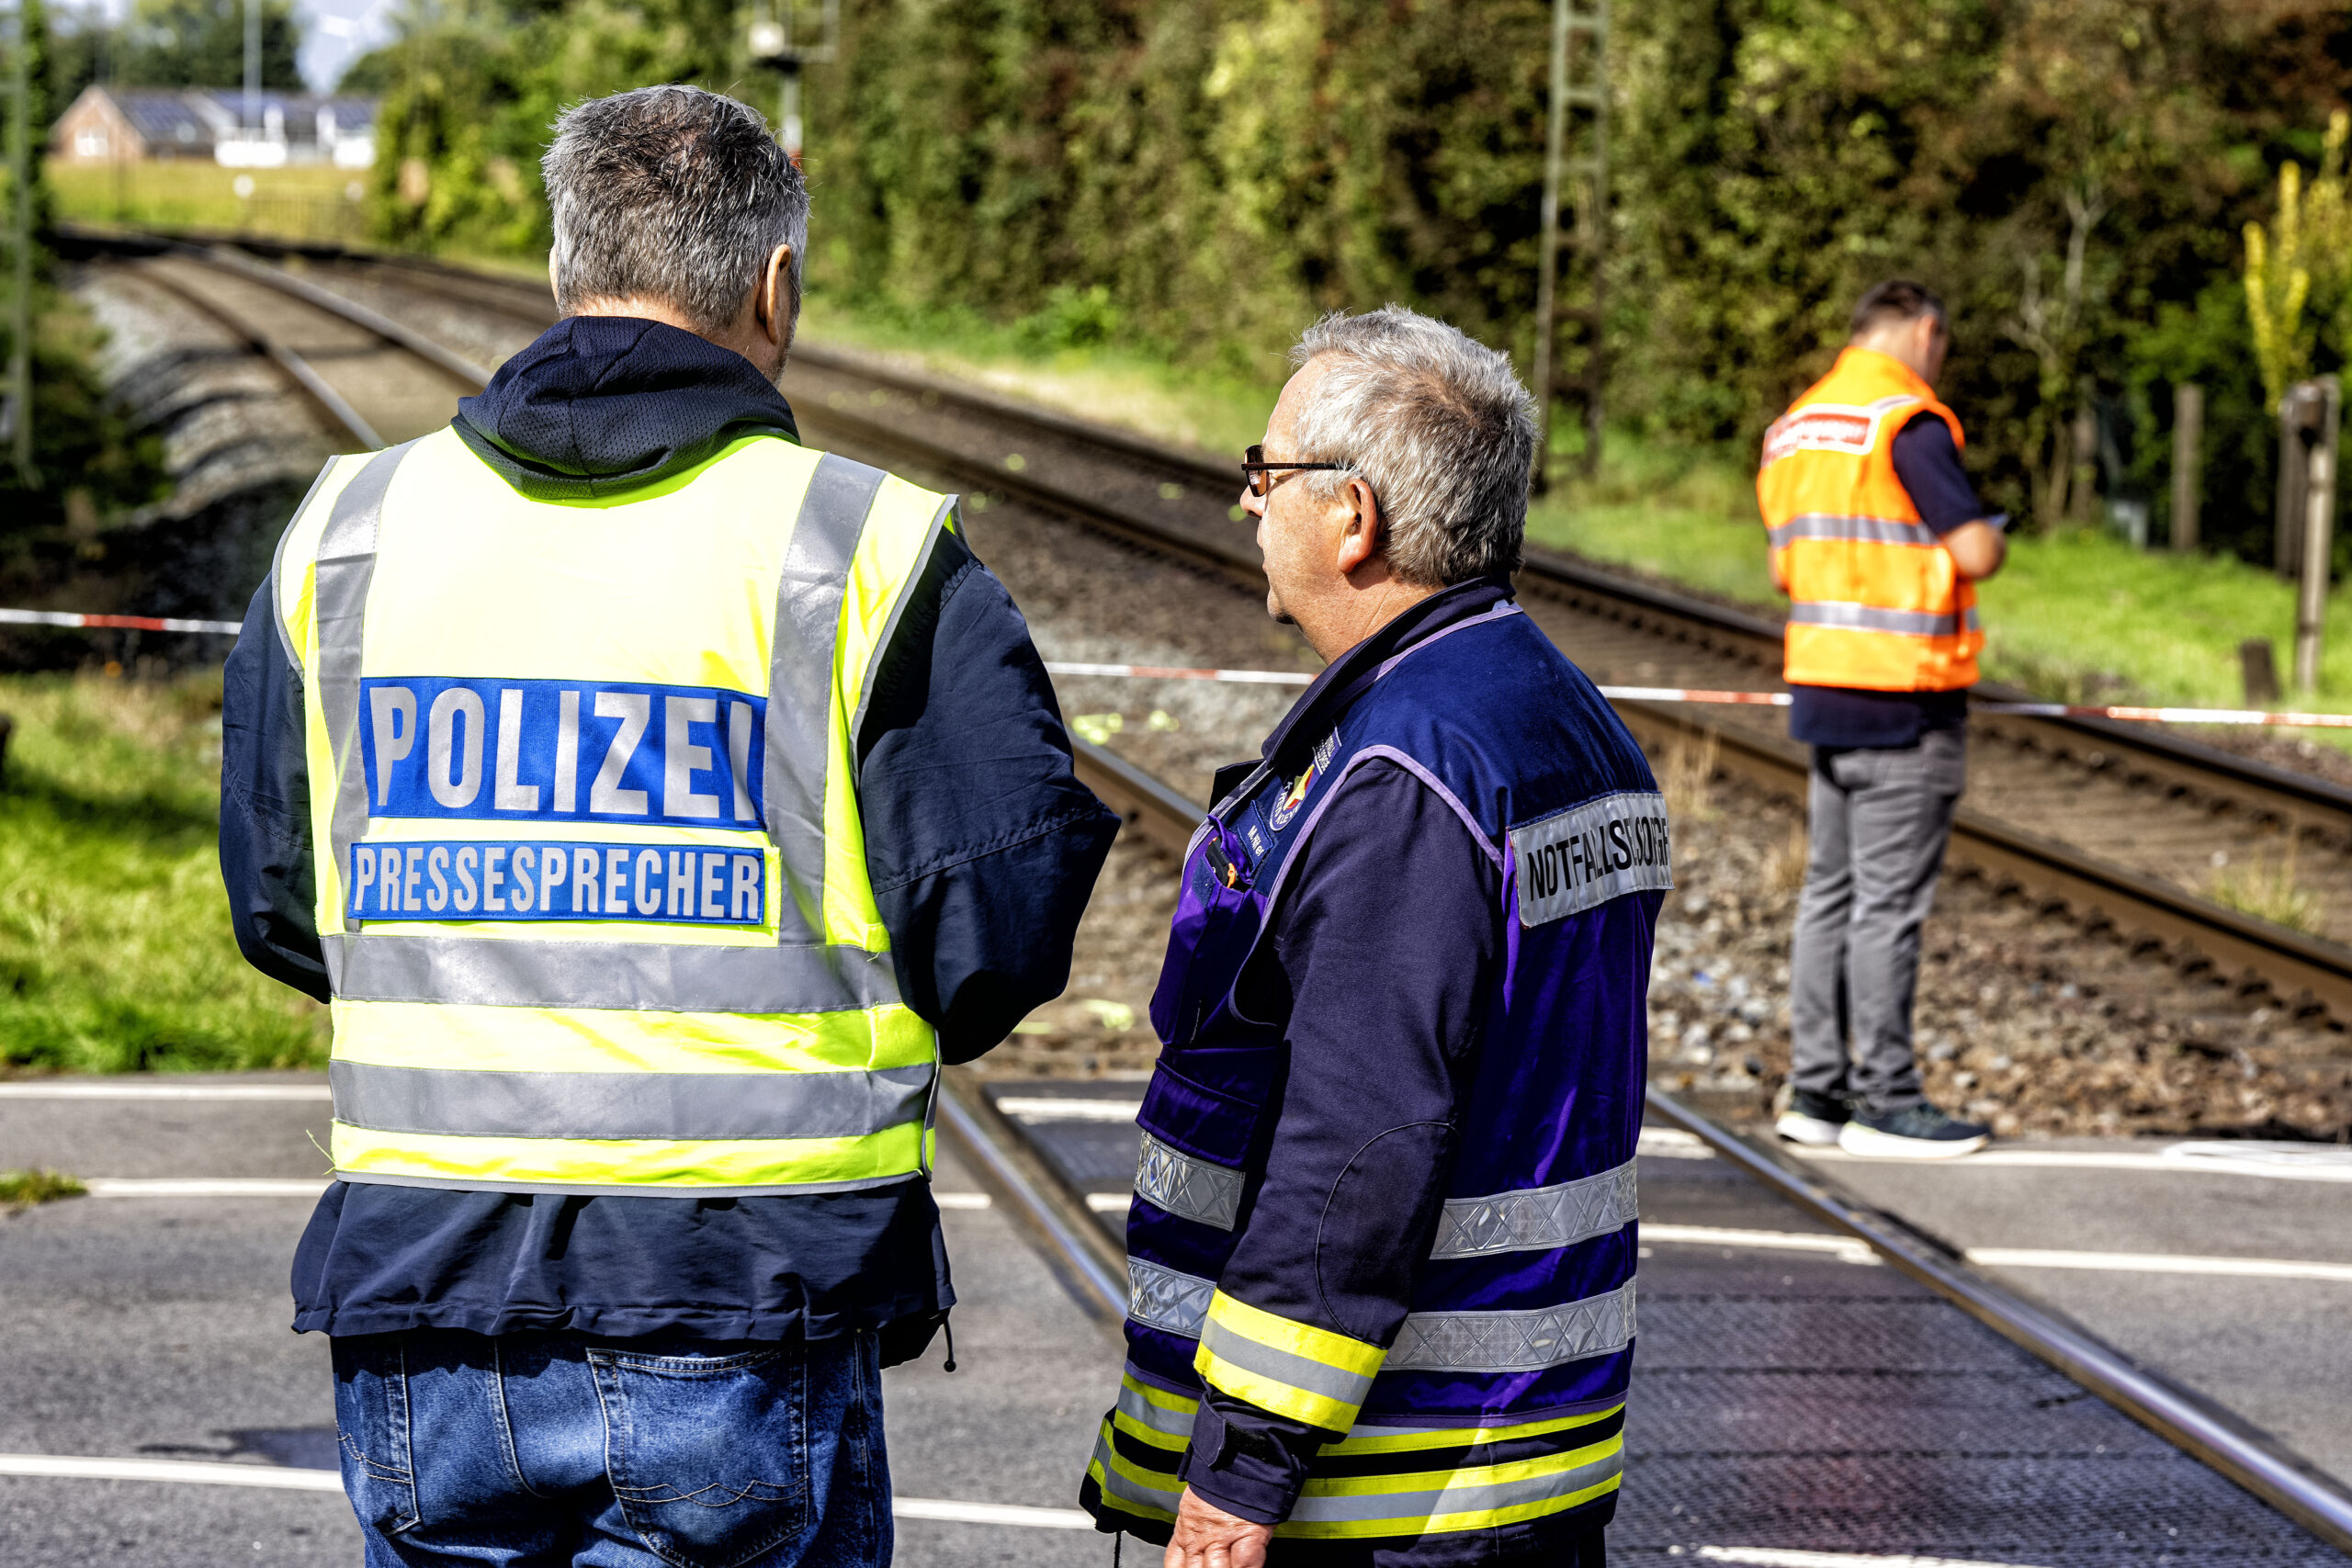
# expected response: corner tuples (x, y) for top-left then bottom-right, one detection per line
(1080, 308), (1667, 1567)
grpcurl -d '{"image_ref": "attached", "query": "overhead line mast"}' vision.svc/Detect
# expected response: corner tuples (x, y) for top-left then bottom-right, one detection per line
(6, 0), (30, 480)
(1529, 0), (1607, 493)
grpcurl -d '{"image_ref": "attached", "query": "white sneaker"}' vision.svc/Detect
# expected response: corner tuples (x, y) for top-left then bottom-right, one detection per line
(1774, 1090), (1851, 1146)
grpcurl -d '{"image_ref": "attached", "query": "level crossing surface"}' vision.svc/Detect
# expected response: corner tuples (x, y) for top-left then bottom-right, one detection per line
(6, 1075), (2348, 1565)
(993, 1080), (2352, 1565)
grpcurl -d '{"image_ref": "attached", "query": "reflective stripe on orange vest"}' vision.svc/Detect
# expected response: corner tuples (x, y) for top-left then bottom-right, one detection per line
(1758, 346), (1981, 693)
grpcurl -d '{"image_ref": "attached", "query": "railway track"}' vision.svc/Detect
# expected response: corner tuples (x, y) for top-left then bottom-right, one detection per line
(60, 227), (2352, 1032)
(49, 225), (2352, 1558)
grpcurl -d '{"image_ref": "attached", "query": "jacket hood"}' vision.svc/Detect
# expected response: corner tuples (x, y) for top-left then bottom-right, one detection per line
(452, 315), (800, 501)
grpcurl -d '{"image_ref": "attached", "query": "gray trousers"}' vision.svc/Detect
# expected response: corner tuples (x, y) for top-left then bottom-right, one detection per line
(1788, 727), (1965, 1112)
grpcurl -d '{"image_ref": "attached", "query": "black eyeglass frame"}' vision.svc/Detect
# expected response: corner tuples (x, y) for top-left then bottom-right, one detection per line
(1240, 443), (1347, 499)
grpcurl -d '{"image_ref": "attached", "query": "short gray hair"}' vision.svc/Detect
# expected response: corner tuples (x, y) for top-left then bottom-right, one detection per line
(1289, 307), (1537, 585)
(543, 85), (808, 339)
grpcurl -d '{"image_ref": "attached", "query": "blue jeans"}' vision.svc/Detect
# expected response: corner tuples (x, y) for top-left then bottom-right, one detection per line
(333, 1330), (891, 1568)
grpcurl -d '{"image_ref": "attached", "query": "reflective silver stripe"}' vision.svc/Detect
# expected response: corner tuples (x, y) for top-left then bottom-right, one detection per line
(1385, 1280), (1636, 1372)
(1091, 1423), (1183, 1514)
(1430, 1159), (1638, 1258)
(1199, 1312), (1376, 1414)
(848, 494), (955, 770)
(1126, 1262), (1636, 1374)
(1286, 1445), (1623, 1525)
(1135, 1131), (1246, 1230)
(322, 932), (900, 1012)
(328, 1059), (932, 1141)
(1114, 1380), (1196, 1442)
(315, 442), (420, 934)
(1127, 1258), (1218, 1337)
(1767, 513), (1940, 549)
(1788, 600), (1976, 637)
(764, 454), (884, 942)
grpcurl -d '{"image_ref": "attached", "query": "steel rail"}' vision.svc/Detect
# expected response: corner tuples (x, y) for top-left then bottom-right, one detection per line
(1640, 1087), (2352, 1556)
(119, 260), (384, 449)
(64, 226), (2352, 1011)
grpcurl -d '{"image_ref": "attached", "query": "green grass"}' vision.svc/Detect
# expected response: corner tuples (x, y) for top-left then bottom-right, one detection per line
(797, 291), (1283, 459)
(0, 673), (327, 1075)
(0, 1168), (87, 1208)
(48, 159), (369, 245)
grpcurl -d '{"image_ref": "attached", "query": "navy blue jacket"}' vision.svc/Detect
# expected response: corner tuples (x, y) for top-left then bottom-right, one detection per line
(220, 317), (1120, 1351)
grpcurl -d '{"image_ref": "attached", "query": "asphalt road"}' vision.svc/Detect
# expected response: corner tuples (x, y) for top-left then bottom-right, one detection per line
(6, 1078), (2348, 1566)
(0, 1077), (1124, 1568)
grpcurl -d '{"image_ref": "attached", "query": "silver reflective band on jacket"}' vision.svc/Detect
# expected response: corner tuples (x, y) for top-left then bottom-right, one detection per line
(1136, 1142), (1637, 1257)
(1126, 1259), (1637, 1373)
(1786, 600), (1981, 637)
(1766, 513), (1942, 550)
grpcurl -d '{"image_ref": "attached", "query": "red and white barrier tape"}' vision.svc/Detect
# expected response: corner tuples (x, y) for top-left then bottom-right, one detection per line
(10, 622), (2350, 730)
(1045, 660), (2352, 729)
(0, 607), (241, 636)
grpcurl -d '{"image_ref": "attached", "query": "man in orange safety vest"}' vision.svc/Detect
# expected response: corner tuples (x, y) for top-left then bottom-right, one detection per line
(1756, 280), (2007, 1159)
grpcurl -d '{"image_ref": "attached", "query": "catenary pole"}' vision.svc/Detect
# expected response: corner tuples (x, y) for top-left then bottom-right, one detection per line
(243, 0), (260, 132)
(1527, 0), (1569, 496)
(7, 0), (30, 481)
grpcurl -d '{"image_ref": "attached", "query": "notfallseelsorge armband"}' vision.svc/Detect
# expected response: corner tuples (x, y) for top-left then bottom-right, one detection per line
(1510, 790), (1673, 927)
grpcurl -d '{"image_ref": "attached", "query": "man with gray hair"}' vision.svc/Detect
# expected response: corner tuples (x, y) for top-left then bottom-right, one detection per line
(220, 85), (1116, 1565)
(1080, 306), (1664, 1566)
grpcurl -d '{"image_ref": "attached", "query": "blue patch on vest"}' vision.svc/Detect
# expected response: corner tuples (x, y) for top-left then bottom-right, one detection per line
(359, 677), (765, 829)
(347, 840), (765, 924)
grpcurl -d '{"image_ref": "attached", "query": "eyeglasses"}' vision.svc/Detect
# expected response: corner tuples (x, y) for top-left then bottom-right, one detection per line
(1240, 443), (1346, 499)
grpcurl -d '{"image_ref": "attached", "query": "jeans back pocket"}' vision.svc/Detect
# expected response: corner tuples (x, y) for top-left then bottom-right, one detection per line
(331, 1335), (419, 1536)
(592, 1345), (810, 1568)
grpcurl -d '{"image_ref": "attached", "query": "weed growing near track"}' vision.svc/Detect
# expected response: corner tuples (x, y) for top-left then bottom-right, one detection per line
(0, 672), (327, 1074)
(0, 1168), (87, 1209)
(2209, 841), (2327, 936)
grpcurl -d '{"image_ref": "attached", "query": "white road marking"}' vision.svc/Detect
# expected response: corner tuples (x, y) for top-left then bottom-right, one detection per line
(933, 1191), (992, 1210)
(892, 1495), (1095, 1529)
(83, 1179), (327, 1198)
(0, 1083), (331, 1100)
(1087, 1192), (1131, 1213)
(1964, 1248), (2352, 1283)
(1792, 1142), (2352, 1183)
(0, 1454), (1096, 1528)
(1693, 1549), (2052, 1568)
(0, 1455), (342, 1492)
(1640, 1128), (1714, 1159)
(1643, 1224), (1878, 1265)
(993, 1098), (1142, 1122)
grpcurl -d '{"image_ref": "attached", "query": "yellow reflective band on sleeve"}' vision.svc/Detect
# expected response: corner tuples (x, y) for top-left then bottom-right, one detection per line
(331, 1120), (929, 1194)
(1194, 1291), (1385, 1432)
(1086, 1444), (1184, 1525)
(1325, 1403), (1624, 1456)
(1278, 1433), (1623, 1540)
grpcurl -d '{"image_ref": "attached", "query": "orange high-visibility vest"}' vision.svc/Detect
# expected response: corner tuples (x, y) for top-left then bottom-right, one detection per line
(1757, 346), (1981, 692)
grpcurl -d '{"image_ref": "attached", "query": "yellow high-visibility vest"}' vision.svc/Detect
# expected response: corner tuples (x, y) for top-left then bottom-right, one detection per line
(271, 426), (956, 1195)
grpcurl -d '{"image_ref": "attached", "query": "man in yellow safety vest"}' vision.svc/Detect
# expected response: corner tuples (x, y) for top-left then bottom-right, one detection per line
(220, 85), (1118, 1566)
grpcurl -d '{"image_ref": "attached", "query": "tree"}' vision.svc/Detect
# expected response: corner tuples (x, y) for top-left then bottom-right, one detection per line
(112, 0), (303, 91)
